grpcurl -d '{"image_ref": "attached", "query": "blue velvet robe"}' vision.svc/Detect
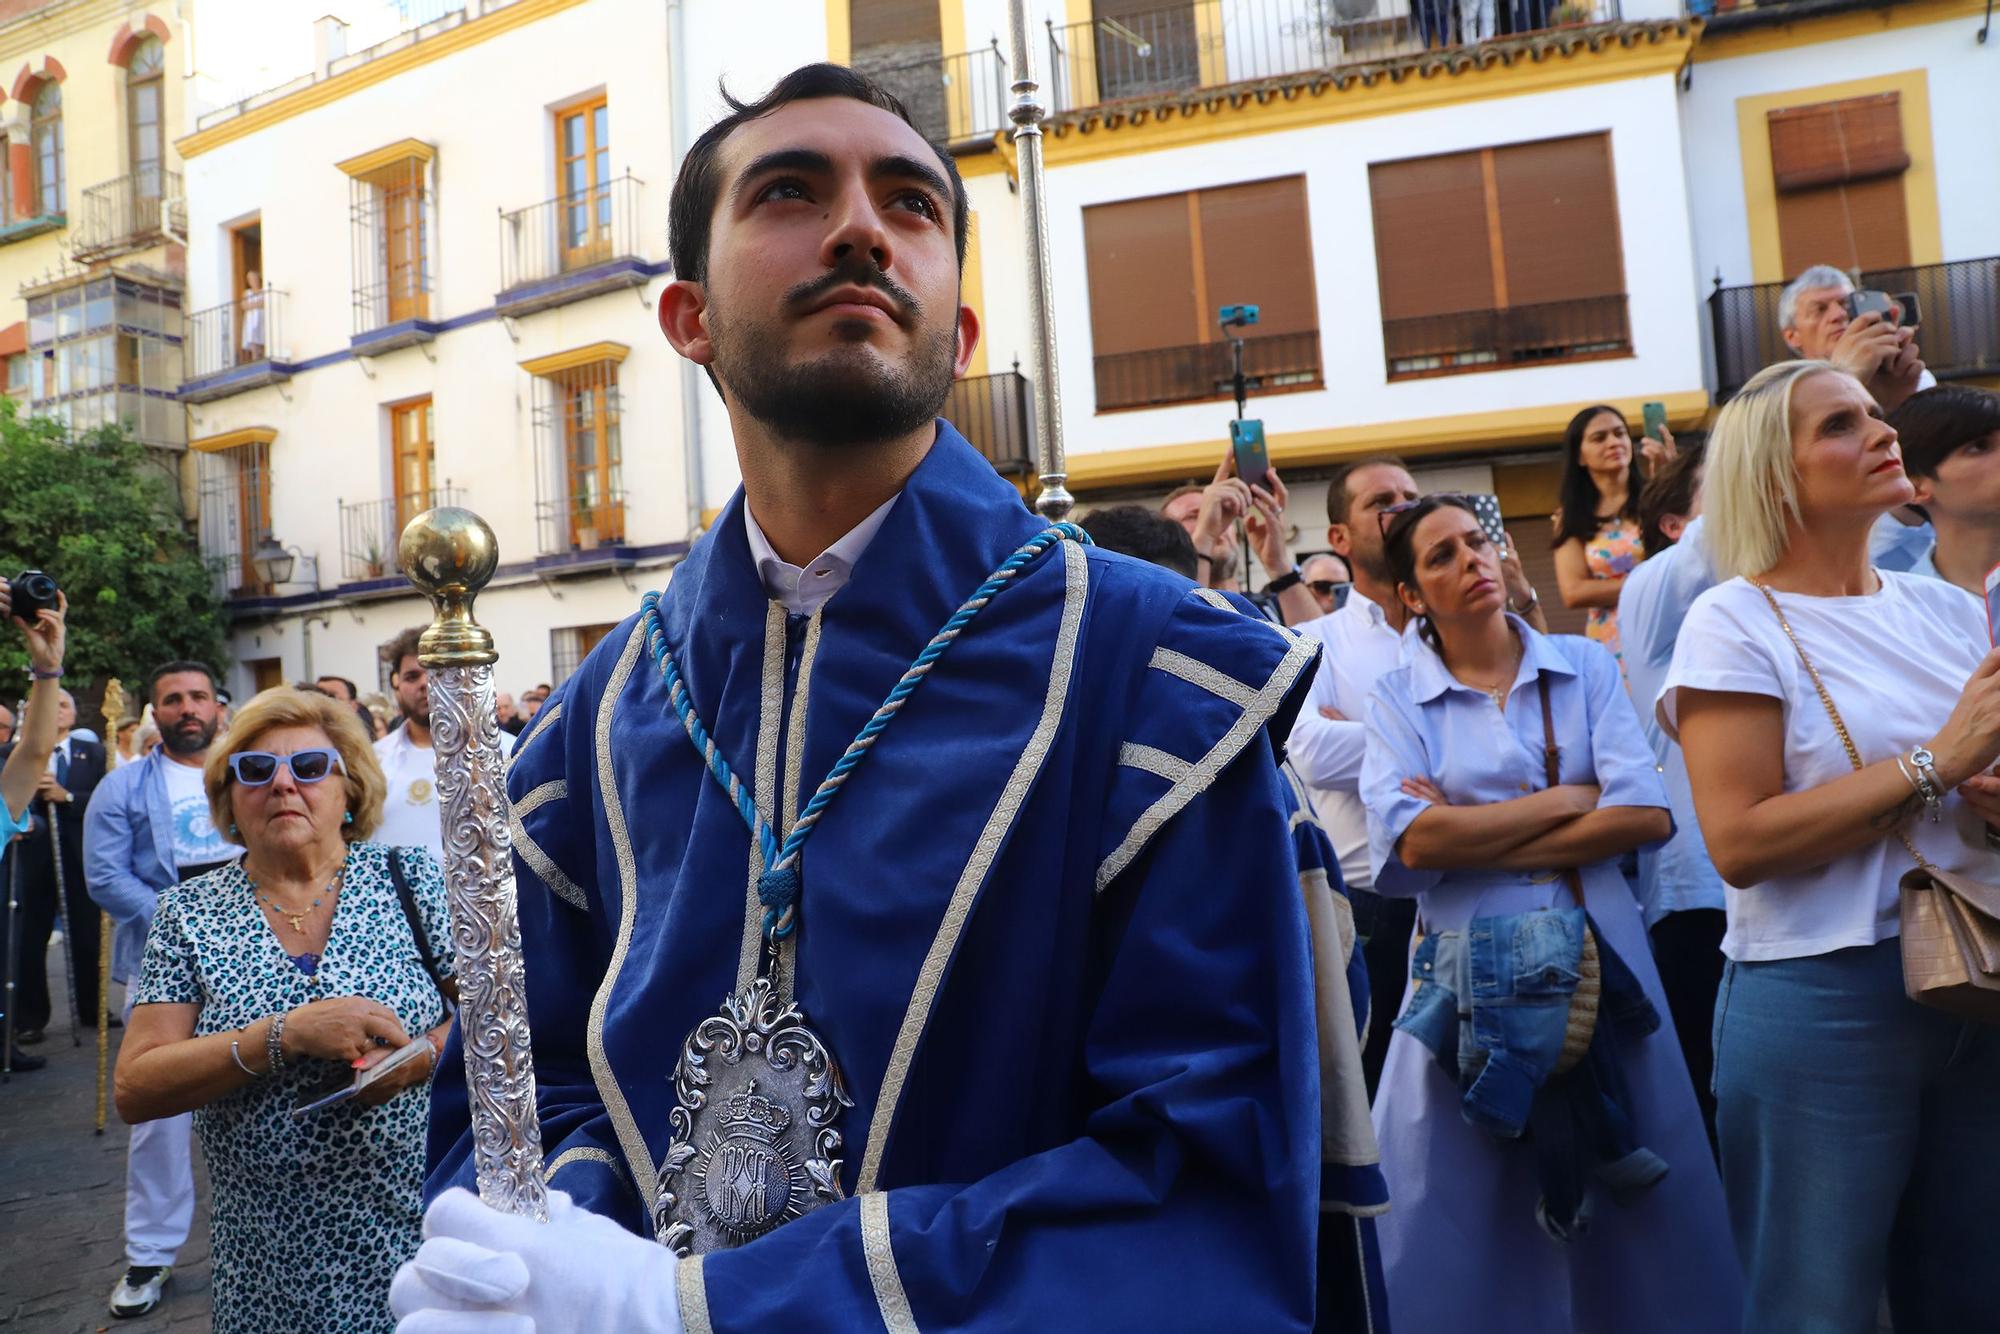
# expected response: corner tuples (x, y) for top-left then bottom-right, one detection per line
(426, 424), (1327, 1330)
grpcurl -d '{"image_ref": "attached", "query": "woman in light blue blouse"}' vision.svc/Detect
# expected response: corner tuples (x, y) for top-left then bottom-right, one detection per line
(1360, 495), (1738, 1332)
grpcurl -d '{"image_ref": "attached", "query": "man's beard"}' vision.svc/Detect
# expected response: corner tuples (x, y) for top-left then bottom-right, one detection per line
(1350, 542), (1392, 585)
(708, 267), (957, 450)
(402, 698), (430, 730)
(163, 715), (218, 757)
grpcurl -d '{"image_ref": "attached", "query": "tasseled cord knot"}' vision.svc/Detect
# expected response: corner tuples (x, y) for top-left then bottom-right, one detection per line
(758, 862), (801, 940)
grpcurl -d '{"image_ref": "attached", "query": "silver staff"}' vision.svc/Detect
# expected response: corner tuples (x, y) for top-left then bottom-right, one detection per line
(400, 508), (549, 1221)
(1007, 0), (1074, 523)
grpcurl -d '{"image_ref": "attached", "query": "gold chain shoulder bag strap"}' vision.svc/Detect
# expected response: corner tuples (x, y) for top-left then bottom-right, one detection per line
(1754, 580), (2000, 1023)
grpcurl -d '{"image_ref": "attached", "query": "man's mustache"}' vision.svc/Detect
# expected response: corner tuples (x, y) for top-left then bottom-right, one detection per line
(784, 262), (920, 320)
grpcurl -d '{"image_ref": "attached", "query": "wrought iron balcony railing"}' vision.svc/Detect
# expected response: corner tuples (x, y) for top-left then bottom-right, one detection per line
(1095, 329), (1323, 411)
(1047, 0), (1622, 114)
(859, 43), (1012, 144)
(947, 370), (1035, 474)
(338, 485), (463, 583)
(1383, 295), (1631, 379)
(497, 173), (645, 312)
(1709, 256), (2000, 401)
(72, 169), (183, 261)
(184, 288), (289, 385)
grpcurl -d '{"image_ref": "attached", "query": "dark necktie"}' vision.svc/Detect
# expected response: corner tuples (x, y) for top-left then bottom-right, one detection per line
(55, 746), (69, 789)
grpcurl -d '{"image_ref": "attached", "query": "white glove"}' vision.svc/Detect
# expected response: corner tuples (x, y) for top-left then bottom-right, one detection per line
(390, 1188), (684, 1334)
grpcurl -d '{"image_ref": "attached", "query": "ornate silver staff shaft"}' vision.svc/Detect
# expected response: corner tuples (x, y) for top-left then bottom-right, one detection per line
(1008, 0), (1074, 523)
(400, 508), (549, 1221)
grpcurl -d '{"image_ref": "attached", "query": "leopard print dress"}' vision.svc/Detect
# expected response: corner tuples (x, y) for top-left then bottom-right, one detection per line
(134, 840), (453, 1333)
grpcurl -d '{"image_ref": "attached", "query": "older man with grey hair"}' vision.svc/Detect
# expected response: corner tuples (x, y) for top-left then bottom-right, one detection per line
(1777, 263), (1931, 410)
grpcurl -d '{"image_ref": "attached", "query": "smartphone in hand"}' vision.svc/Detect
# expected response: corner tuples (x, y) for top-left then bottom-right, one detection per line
(1986, 561), (2000, 649)
(1642, 401), (1668, 443)
(1230, 419), (1269, 492)
(290, 1038), (430, 1117)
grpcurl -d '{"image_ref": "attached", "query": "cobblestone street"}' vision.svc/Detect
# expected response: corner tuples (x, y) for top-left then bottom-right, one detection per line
(0, 938), (214, 1333)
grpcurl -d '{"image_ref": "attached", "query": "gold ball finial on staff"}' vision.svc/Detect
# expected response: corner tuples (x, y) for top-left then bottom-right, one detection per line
(399, 507), (500, 668)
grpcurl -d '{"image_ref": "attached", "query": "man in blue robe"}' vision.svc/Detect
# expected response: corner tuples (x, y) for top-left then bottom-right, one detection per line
(394, 64), (1329, 1333)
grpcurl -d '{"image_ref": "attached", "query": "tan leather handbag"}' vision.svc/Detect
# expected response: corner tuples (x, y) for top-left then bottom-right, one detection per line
(1756, 582), (2000, 1023)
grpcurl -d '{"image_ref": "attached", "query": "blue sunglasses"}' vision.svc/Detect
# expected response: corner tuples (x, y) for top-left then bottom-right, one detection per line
(227, 748), (346, 787)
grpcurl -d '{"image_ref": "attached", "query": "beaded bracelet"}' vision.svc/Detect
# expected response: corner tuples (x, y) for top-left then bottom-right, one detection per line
(265, 1010), (289, 1076)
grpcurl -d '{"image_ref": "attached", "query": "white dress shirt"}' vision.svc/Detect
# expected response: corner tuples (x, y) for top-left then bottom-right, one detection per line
(1287, 591), (1410, 891)
(743, 495), (898, 616)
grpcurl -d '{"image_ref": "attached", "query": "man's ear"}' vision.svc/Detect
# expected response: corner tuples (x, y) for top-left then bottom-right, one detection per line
(1781, 327), (1803, 356)
(659, 279), (714, 367)
(1327, 522), (1355, 560)
(954, 303), (981, 378)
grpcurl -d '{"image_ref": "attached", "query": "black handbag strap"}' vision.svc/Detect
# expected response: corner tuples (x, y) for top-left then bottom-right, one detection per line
(387, 847), (449, 1004)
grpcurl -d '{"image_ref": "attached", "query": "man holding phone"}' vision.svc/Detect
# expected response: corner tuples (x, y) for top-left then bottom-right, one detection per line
(1778, 264), (1930, 411)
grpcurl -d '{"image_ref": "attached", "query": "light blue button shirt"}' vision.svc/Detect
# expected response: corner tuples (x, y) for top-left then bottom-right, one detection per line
(1617, 517), (1727, 924)
(1362, 617), (1669, 922)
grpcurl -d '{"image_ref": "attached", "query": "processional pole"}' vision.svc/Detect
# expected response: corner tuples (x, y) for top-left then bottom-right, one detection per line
(1007, 0), (1074, 524)
(400, 509), (549, 1221)
(97, 679), (124, 1133)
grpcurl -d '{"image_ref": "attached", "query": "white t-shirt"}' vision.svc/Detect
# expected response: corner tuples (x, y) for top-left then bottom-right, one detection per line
(163, 756), (235, 873)
(373, 725), (513, 859)
(1662, 571), (1997, 962)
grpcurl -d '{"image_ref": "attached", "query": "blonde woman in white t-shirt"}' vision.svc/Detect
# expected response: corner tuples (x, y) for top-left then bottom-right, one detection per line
(1663, 359), (2000, 1334)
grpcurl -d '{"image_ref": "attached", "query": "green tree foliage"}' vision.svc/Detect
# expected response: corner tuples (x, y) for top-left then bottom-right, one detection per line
(0, 404), (226, 696)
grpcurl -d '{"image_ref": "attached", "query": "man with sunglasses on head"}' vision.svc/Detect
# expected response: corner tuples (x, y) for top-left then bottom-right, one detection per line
(83, 661), (231, 1320)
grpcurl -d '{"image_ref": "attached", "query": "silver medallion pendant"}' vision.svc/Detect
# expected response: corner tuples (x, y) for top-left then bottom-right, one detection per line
(654, 976), (853, 1255)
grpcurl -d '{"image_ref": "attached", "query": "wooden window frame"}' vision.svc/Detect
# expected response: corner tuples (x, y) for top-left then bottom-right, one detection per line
(390, 396), (437, 531)
(561, 367), (623, 546)
(234, 441), (273, 596)
(126, 36), (165, 199)
(31, 82), (62, 218)
(555, 96), (611, 273)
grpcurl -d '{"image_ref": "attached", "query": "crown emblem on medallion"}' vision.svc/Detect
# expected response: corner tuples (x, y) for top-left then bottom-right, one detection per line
(717, 1080), (792, 1139)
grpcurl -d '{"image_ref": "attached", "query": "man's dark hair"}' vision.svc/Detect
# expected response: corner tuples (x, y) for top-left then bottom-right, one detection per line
(291, 680), (333, 696)
(380, 627), (425, 679)
(1638, 445), (1705, 555)
(315, 674), (359, 702)
(1080, 505), (1200, 580)
(1325, 455), (1413, 526)
(1889, 385), (2000, 481)
(147, 660), (217, 706)
(669, 63), (969, 290)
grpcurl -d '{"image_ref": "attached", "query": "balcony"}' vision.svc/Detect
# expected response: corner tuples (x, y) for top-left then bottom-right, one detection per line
(1384, 295), (1631, 379)
(206, 552), (320, 608)
(860, 43), (1012, 145)
(181, 288), (293, 402)
(72, 169), (183, 263)
(496, 174), (647, 318)
(1709, 256), (2000, 401)
(1095, 329), (1322, 411)
(948, 370), (1034, 475)
(0, 212), (63, 246)
(1047, 0), (1623, 114)
(337, 486), (463, 586)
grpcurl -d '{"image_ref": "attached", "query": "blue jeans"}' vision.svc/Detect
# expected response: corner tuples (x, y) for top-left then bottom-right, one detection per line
(1713, 939), (2000, 1333)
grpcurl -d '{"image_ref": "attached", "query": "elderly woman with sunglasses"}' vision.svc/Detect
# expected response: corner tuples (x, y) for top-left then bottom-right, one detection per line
(1360, 495), (1740, 1331)
(116, 688), (455, 1333)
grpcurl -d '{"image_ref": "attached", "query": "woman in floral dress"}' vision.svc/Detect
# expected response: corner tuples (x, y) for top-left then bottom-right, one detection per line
(116, 688), (453, 1333)
(1550, 404), (1674, 667)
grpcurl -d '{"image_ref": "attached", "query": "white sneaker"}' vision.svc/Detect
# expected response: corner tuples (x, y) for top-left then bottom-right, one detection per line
(108, 1265), (171, 1318)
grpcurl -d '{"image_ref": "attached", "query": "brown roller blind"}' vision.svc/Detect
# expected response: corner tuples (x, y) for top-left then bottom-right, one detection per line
(1776, 173), (1911, 276)
(1197, 176), (1316, 337)
(850, 0), (939, 49)
(1368, 150), (1493, 321)
(1768, 93), (1908, 193)
(1084, 192), (1199, 357)
(1493, 134), (1624, 306)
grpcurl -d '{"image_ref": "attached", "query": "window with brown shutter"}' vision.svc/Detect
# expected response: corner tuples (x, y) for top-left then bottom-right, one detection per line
(1369, 132), (1630, 381)
(850, 0), (940, 48)
(1083, 176), (1322, 411)
(1767, 93), (1913, 276)
(1767, 93), (1908, 193)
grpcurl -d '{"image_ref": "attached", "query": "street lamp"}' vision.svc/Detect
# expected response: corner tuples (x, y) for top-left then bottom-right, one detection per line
(250, 534), (297, 588)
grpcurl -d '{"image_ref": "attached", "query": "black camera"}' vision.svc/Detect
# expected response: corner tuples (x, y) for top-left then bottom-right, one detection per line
(10, 570), (59, 618)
